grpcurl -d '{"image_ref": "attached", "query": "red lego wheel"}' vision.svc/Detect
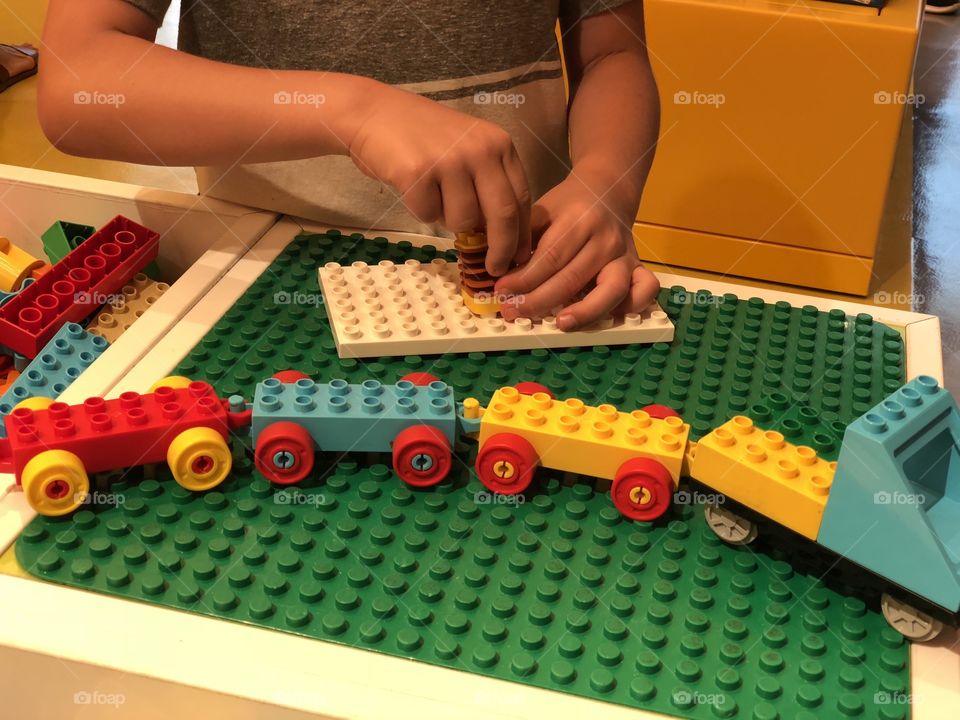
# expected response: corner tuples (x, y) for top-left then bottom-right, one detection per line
(641, 404), (681, 420)
(255, 421), (316, 485)
(611, 458), (674, 521)
(515, 382), (554, 399)
(400, 372), (440, 387)
(272, 370), (311, 384)
(475, 432), (539, 495)
(392, 425), (452, 487)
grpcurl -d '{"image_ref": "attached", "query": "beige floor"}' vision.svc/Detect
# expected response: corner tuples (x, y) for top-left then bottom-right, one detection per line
(0, 0), (913, 311)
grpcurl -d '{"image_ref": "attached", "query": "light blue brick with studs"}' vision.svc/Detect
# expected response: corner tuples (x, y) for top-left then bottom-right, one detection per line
(818, 375), (960, 611)
(0, 323), (109, 438)
(251, 377), (458, 452)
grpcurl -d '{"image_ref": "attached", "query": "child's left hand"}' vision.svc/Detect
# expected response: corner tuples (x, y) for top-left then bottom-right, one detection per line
(494, 173), (660, 331)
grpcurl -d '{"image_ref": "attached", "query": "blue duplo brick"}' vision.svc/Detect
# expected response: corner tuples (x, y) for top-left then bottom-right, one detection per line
(251, 377), (457, 453)
(0, 323), (109, 437)
(819, 375), (960, 612)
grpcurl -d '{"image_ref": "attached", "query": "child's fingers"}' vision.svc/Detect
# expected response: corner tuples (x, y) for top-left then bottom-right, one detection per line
(555, 257), (633, 331)
(501, 245), (599, 321)
(439, 170), (482, 232)
(502, 151), (532, 264)
(614, 264), (661, 316)
(476, 162), (523, 277)
(495, 221), (580, 297)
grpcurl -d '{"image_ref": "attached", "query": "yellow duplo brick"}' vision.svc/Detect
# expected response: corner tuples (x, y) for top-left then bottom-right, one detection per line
(0, 236), (44, 293)
(690, 415), (836, 539)
(477, 387), (690, 482)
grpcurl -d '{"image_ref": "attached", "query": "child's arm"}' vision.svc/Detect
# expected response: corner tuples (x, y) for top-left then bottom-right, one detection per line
(38, 0), (529, 269)
(496, 0), (660, 330)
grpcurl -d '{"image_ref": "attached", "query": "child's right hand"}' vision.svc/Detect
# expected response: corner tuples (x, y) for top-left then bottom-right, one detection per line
(347, 83), (531, 276)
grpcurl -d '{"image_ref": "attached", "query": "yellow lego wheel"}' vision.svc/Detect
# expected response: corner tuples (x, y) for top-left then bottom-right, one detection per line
(11, 396), (56, 412)
(475, 432), (539, 495)
(21, 450), (90, 516)
(149, 375), (193, 392)
(611, 458), (673, 521)
(167, 427), (232, 492)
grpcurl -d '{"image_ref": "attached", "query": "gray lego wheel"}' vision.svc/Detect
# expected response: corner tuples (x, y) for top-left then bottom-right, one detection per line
(703, 502), (758, 546)
(880, 593), (944, 642)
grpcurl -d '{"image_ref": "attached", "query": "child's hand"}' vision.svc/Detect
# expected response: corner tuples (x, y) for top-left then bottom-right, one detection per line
(348, 84), (530, 276)
(494, 173), (659, 331)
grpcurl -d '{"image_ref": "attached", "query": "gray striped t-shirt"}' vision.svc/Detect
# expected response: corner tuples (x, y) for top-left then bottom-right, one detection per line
(125, 1), (629, 234)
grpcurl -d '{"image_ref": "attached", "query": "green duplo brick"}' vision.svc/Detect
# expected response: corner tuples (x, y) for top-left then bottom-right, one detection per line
(16, 229), (910, 719)
(40, 220), (96, 265)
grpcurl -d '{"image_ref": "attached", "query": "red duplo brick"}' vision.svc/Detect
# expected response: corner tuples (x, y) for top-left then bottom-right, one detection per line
(0, 382), (231, 480)
(0, 215), (159, 358)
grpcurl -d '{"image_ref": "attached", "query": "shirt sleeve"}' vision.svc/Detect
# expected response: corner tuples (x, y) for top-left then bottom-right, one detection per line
(559, 0), (636, 24)
(121, 0), (173, 25)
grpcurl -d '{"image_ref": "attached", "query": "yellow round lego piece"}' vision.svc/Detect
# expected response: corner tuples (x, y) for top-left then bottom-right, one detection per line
(558, 416), (580, 434)
(531, 392), (553, 410)
(21, 450), (90, 516)
(523, 409), (546, 427)
(489, 403), (514, 421)
(166, 427), (232, 491)
(794, 445), (817, 466)
(591, 421), (613, 439)
(745, 443), (767, 464)
(149, 375), (193, 392)
(499, 386), (520, 404)
(12, 397), (56, 412)
(462, 398), (480, 419)
(730, 416), (755, 435)
(629, 486), (652, 506)
(630, 410), (652, 428)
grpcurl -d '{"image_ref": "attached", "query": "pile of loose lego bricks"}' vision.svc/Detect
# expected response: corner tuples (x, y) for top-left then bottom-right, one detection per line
(0, 216), (165, 425)
(16, 229), (911, 720)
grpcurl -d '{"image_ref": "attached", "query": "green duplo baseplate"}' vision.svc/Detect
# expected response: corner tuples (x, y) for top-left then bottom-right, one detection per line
(17, 230), (911, 719)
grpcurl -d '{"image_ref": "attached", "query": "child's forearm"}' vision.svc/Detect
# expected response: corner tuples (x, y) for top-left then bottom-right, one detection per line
(565, 24), (660, 224)
(40, 0), (531, 269)
(39, 14), (372, 165)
